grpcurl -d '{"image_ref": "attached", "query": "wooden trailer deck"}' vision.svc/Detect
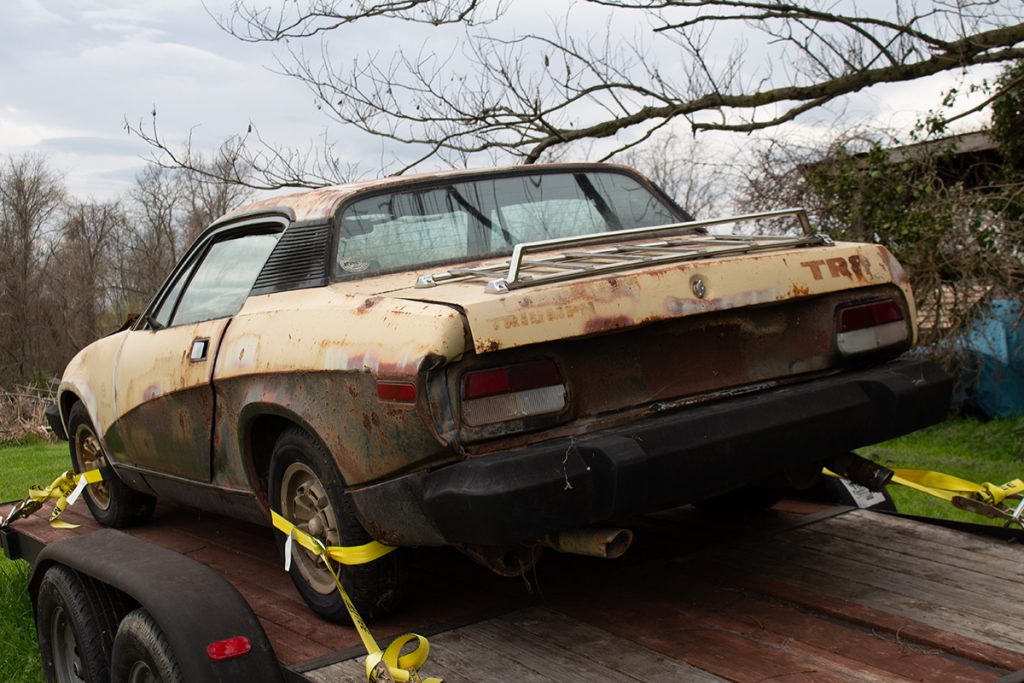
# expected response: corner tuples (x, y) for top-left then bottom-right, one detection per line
(8, 500), (1024, 682)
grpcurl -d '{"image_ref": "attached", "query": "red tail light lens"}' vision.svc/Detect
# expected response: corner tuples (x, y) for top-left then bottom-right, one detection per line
(461, 360), (566, 426)
(462, 360), (563, 399)
(836, 300), (908, 356)
(837, 300), (903, 332)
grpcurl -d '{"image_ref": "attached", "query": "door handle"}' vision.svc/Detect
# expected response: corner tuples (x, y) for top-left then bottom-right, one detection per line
(189, 338), (210, 362)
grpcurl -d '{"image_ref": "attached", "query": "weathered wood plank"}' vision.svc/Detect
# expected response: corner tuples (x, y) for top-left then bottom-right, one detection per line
(558, 566), (999, 682)
(506, 607), (726, 682)
(813, 512), (1024, 583)
(680, 561), (1024, 673)
(718, 528), (1024, 627)
(697, 545), (1024, 655)
(304, 607), (727, 682)
(784, 526), (1024, 603)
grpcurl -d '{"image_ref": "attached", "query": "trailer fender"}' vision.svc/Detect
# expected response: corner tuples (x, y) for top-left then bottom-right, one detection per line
(30, 529), (284, 683)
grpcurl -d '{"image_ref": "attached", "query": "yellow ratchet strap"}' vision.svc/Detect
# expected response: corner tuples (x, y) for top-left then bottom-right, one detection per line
(889, 469), (1024, 507)
(271, 510), (441, 683)
(825, 466), (1024, 526)
(2, 469), (106, 529)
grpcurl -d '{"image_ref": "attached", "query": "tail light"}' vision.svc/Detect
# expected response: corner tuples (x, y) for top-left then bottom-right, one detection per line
(461, 360), (566, 426)
(836, 300), (908, 356)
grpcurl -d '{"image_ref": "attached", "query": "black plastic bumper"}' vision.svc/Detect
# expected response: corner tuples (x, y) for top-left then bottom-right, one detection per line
(350, 359), (952, 547)
(44, 403), (67, 441)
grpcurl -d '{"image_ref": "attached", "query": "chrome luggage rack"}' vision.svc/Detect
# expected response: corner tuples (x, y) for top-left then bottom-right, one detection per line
(414, 208), (832, 294)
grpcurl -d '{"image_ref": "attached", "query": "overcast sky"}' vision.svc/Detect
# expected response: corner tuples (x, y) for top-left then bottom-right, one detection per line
(0, 0), (1001, 202)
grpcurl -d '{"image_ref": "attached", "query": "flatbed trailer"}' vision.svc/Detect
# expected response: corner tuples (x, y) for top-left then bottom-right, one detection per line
(4, 497), (1024, 682)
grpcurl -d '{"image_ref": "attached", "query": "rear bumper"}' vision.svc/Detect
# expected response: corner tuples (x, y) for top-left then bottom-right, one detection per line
(350, 359), (952, 546)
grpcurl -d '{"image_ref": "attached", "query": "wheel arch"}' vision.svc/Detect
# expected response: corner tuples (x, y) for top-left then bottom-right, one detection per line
(239, 405), (344, 505)
(58, 389), (82, 429)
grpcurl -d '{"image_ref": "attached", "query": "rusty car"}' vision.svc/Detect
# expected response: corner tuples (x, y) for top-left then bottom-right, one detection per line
(53, 163), (951, 622)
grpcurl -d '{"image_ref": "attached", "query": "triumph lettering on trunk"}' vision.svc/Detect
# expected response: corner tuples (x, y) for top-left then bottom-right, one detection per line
(801, 256), (873, 281)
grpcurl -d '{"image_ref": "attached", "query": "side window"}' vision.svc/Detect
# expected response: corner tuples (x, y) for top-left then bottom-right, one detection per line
(170, 232), (280, 326)
(150, 259), (197, 329)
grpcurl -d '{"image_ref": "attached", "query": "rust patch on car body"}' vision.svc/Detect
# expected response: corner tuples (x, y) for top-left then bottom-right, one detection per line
(385, 242), (907, 355)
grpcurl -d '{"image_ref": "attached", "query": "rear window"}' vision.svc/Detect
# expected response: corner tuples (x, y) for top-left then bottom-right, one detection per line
(335, 170), (681, 277)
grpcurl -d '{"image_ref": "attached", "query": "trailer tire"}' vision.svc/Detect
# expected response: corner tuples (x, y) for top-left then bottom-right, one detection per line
(269, 426), (404, 623)
(110, 609), (183, 683)
(68, 402), (155, 528)
(36, 566), (117, 683)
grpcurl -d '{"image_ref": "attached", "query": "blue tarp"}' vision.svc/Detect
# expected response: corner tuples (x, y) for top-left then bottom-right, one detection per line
(957, 299), (1024, 417)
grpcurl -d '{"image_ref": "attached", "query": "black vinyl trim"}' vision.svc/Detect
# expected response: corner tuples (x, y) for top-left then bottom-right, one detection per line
(251, 220), (331, 295)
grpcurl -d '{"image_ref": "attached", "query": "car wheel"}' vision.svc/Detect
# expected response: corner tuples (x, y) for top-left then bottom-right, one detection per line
(68, 402), (156, 528)
(36, 566), (123, 683)
(269, 426), (404, 623)
(110, 609), (183, 683)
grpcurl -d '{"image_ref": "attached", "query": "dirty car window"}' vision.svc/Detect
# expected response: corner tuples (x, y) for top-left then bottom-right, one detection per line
(336, 171), (680, 276)
(171, 232), (280, 325)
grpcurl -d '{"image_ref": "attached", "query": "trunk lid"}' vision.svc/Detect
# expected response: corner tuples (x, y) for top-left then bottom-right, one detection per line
(390, 238), (915, 355)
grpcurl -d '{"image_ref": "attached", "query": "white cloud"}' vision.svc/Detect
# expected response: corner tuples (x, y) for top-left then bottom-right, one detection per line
(0, 107), (82, 149)
(12, 0), (69, 25)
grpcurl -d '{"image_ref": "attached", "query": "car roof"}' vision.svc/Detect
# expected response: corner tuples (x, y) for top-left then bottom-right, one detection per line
(216, 162), (648, 225)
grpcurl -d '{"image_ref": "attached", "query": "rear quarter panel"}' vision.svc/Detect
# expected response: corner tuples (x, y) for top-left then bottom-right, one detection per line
(213, 287), (469, 488)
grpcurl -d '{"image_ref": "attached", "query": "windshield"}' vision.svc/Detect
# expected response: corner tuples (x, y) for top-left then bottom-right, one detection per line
(335, 170), (683, 277)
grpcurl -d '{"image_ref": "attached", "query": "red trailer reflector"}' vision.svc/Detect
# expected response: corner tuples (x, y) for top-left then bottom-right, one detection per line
(207, 636), (252, 661)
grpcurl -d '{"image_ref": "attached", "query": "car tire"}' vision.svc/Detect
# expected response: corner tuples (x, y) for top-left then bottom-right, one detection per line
(68, 402), (156, 528)
(269, 426), (404, 623)
(36, 566), (124, 683)
(110, 609), (183, 683)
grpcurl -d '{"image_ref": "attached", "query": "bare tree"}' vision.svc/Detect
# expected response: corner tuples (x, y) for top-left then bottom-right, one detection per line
(47, 200), (130, 353)
(133, 0), (1024, 187)
(616, 131), (727, 217)
(0, 155), (65, 384)
(180, 147), (254, 243)
(117, 165), (186, 312)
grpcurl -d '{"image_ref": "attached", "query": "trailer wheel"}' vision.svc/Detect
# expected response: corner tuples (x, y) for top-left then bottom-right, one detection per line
(110, 609), (183, 683)
(269, 426), (404, 623)
(68, 402), (155, 528)
(36, 566), (114, 683)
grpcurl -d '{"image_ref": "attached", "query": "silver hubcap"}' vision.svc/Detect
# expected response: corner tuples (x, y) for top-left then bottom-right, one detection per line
(73, 424), (110, 510)
(280, 462), (341, 594)
(51, 605), (85, 682)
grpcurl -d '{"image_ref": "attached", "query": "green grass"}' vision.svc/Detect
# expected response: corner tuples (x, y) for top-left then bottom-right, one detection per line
(1, 439), (67, 683)
(1, 439), (71, 502)
(0, 558), (41, 683)
(859, 416), (1024, 525)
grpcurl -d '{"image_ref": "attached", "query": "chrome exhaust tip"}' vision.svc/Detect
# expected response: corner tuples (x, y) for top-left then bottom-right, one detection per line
(541, 527), (634, 559)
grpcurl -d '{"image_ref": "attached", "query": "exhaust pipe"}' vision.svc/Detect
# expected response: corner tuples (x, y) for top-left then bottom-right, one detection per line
(541, 527), (634, 559)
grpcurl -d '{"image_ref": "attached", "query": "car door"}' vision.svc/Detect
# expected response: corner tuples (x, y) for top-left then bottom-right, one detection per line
(111, 223), (282, 481)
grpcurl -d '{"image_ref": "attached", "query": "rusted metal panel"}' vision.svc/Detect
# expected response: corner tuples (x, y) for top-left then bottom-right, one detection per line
(212, 287), (468, 487)
(387, 242), (913, 355)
